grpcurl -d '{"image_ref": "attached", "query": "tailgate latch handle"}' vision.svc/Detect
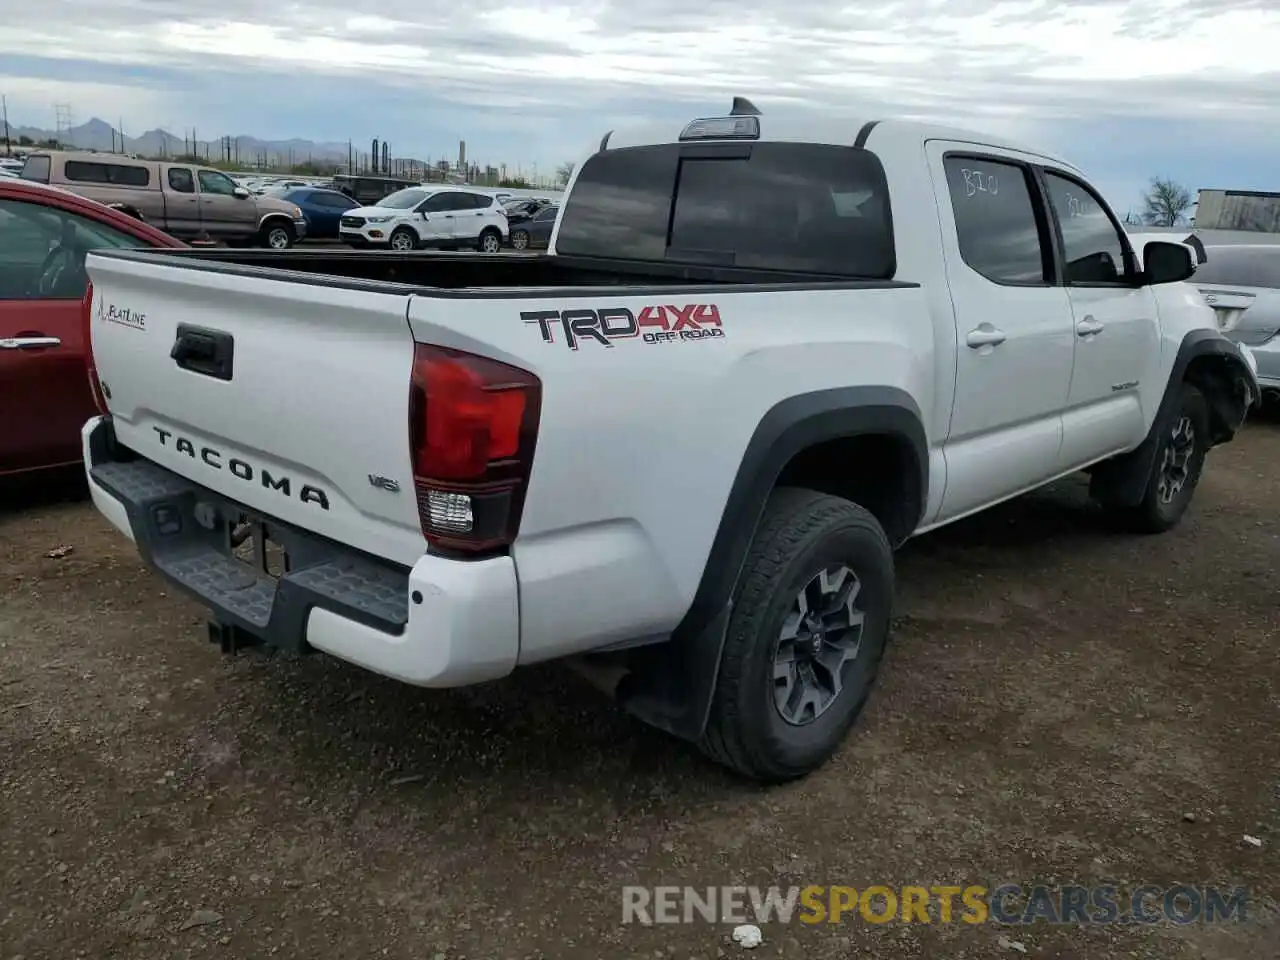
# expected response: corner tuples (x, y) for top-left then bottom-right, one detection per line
(171, 324), (234, 382)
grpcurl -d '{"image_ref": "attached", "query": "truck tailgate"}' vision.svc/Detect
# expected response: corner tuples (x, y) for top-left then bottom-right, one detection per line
(86, 253), (427, 567)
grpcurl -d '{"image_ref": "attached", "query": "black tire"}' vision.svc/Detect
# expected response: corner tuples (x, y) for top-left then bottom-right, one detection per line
(700, 487), (894, 783)
(511, 230), (530, 251)
(389, 227), (418, 252)
(1105, 382), (1210, 534)
(478, 228), (502, 254)
(259, 221), (295, 249)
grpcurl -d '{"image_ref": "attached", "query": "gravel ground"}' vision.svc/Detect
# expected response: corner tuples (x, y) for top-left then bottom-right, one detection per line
(2, 424), (1278, 959)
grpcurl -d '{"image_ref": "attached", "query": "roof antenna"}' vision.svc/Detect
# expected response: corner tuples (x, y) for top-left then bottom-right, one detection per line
(730, 97), (762, 117)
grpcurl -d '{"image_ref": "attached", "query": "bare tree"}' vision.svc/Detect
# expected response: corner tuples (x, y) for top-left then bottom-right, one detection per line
(1142, 177), (1193, 227)
(556, 161), (575, 187)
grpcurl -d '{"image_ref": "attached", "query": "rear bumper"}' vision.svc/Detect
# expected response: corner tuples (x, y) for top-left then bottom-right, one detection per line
(81, 416), (519, 687)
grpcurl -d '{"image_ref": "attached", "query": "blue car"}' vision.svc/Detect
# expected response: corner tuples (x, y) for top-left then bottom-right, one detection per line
(280, 187), (361, 241)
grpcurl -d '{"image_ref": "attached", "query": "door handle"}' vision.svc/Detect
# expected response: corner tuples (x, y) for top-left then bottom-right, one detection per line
(1, 336), (61, 349)
(966, 326), (1006, 348)
(443, 214), (454, 219)
(1076, 316), (1105, 337)
(171, 324), (234, 381)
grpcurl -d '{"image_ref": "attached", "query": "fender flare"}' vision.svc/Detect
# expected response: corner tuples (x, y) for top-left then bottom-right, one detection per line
(1090, 329), (1258, 506)
(614, 386), (929, 742)
(257, 212), (296, 231)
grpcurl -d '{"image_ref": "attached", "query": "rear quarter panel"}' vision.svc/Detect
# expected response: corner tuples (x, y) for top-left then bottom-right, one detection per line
(407, 285), (934, 663)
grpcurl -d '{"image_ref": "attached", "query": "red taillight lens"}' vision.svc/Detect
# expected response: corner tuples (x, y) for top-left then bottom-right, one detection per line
(409, 343), (541, 553)
(81, 280), (108, 415)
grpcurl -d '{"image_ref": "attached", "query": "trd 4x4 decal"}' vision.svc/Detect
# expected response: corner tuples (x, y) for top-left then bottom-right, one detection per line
(522, 303), (724, 350)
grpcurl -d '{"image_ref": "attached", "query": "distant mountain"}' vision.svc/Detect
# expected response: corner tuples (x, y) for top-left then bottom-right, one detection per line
(10, 116), (354, 166)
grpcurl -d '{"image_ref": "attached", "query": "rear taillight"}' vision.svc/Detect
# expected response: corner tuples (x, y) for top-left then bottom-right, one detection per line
(81, 281), (109, 415)
(409, 343), (541, 554)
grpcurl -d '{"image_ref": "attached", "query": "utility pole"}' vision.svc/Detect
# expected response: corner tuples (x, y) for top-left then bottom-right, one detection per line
(54, 103), (73, 148)
(3, 95), (11, 156)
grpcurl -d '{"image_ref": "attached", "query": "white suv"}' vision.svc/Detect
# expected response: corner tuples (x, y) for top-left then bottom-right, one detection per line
(338, 186), (509, 253)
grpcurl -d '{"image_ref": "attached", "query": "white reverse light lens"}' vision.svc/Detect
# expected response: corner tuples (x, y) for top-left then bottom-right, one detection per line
(426, 490), (473, 533)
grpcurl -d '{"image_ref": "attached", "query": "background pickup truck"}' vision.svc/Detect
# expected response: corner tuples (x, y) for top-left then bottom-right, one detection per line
(20, 150), (308, 248)
(80, 102), (1257, 783)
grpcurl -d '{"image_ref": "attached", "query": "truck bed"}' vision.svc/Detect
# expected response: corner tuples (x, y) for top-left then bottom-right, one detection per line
(97, 247), (912, 294)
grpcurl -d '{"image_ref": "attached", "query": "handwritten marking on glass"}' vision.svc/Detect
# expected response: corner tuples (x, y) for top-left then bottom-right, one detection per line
(960, 168), (999, 198)
(1064, 192), (1093, 218)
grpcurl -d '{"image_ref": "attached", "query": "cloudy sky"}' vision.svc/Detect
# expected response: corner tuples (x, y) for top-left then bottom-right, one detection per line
(3, 0), (1279, 209)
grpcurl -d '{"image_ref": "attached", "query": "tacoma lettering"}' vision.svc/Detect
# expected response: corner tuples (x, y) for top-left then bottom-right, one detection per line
(523, 304), (722, 350)
(152, 427), (330, 510)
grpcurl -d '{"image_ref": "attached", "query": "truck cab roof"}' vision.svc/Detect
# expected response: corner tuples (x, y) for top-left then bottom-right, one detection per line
(600, 111), (1078, 175)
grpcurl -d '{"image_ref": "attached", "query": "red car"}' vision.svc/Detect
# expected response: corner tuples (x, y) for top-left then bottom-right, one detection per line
(1, 179), (185, 476)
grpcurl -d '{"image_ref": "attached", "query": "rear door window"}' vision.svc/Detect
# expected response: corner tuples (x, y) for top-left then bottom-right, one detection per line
(167, 168), (195, 193)
(943, 156), (1050, 285)
(555, 142), (896, 277)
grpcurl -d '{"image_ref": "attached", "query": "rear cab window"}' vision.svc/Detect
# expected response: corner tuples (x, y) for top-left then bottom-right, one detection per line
(555, 141), (896, 277)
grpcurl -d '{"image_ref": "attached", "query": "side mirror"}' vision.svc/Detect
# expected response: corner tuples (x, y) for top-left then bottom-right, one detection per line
(233, 187), (250, 199)
(1142, 241), (1195, 285)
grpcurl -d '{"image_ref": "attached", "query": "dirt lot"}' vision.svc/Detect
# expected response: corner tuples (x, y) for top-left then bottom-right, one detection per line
(2, 427), (1278, 960)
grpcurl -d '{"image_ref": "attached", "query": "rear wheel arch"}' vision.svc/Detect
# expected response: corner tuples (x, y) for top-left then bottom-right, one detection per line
(608, 387), (929, 744)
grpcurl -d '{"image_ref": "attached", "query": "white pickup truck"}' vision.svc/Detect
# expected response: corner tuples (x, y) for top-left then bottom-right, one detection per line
(81, 101), (1258, 783)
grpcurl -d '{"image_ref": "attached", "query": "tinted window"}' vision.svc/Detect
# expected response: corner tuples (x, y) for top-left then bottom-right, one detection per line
(556, 142), (895, 277)
(312, 192), (357, 209)
(0, 198), (150, 300)
(1190, 246), (1280, 288)
(21, 155), (51, 183)
(168, 168), (194, 193)
(421, 192), (468, 212)
(534, 206), (558, 222)
(944, 157), (1047, 284)
(438, 192), (474, 212)
(64, 160), (151, 187)
(197, 170), (238, 196)
(1043, 172), (1128, 284)
(381, 188), (431, 209)
(470, 194), (493, 209)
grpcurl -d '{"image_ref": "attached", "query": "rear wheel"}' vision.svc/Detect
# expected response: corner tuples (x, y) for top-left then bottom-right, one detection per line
(259, 221), (295, 249)
(511, 230), (530, 251)
(478, 228), (502, 254)
(700, 488), (894, 783)
(1102, 382), (1209, 533)
(389, 228), (418, 252)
